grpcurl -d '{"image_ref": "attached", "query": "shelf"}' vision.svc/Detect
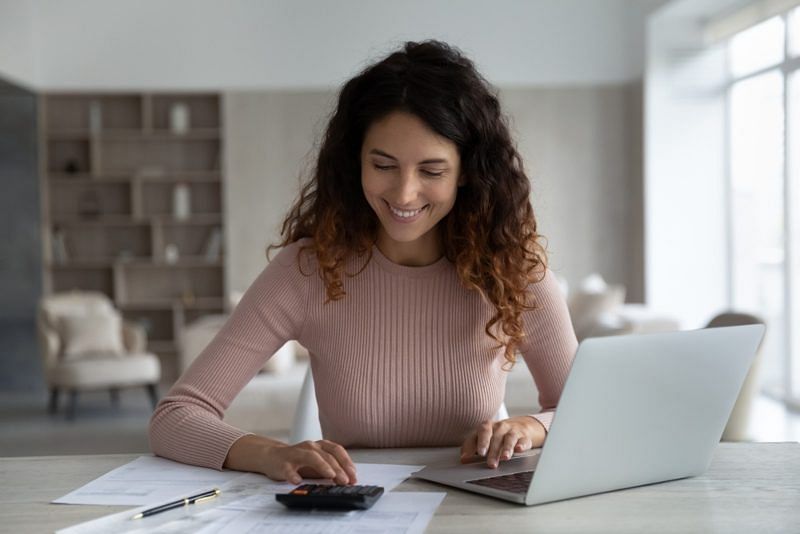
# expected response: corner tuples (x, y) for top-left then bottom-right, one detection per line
(135, 174), (222, 183)
(49, 257), (222, 269)
(121, 297), (224, 310)
(121, 129), (221, 140)
(51, 216), (151, 226)
(120, 258), (224, 268)
(151, 214), (223, 225)
(51, 214), (222, 226)
(47, 129), (220, 140)
(148, 340), (177, 353)
(48, 171), (221, 182)
(42, 91), (224, 385)
(49, 258), (143, 269)
(49, 176), (133, 184)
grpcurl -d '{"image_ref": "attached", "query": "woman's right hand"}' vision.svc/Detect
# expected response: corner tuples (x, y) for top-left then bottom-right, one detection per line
(264, 440), (358, 485)
(224, 435), (357, 485)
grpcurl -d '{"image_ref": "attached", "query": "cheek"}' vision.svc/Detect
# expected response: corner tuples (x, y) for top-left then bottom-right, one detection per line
(360, 173), (379, 197)
(431, 185), (459, 208)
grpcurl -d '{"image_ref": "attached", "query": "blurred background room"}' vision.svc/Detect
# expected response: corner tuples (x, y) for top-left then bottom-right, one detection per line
(1, 0), (798, 457)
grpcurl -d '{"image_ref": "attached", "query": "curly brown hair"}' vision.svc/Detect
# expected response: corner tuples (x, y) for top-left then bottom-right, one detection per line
(270, 40), (547, 367)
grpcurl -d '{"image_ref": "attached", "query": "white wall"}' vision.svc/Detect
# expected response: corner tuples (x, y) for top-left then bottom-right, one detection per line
(0, 0), (37, 88)
(6, 0), (663, 90)
(223, 91), (336, 294)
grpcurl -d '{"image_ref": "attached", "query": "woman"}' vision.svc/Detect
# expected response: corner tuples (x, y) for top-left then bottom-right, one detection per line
(149, 40), (577, 486)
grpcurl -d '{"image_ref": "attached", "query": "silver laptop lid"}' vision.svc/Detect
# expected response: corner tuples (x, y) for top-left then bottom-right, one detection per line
(526, 324), (765, 505)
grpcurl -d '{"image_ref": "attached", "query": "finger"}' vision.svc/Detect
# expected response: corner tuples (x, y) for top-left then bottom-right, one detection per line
(486, 423), (509, 468)
(515, 437), (532, 452)
(278, 463), (303, 486)
(475, 421), (493, 457)
(295, 449), (338, 481)
(316, 448), (350, 485)
(460, 432), (478, 462)
(499, 432), (520, 462)
(319, 441), (358, 484)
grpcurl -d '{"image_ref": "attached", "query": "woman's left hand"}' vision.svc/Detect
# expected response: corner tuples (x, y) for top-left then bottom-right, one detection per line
(460, 416), (547, 468)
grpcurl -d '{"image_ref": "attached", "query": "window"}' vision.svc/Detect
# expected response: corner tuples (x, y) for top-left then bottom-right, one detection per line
(727, 7), (800, 406)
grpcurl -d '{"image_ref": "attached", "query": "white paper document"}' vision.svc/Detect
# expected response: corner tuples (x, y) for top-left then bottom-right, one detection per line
(57, 492), (445, 534)
(53, 456), (243, 506)
(54, 455), (423, 506)
(56, 456), (434, 533)
(189, 491), (446, 534)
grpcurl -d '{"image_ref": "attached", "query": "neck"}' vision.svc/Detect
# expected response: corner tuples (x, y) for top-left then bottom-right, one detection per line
(376, 227), (443, 267)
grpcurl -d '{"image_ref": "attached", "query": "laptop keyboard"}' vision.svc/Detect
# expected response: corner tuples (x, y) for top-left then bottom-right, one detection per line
(465, 470), (534, 494)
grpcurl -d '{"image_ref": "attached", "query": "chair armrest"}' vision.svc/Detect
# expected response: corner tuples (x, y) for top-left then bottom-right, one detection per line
(122, 321), (147, 353)
(38, 326), (61, 372)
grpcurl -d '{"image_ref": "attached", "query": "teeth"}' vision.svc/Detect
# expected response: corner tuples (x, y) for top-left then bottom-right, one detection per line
(389, 205), (425, 218)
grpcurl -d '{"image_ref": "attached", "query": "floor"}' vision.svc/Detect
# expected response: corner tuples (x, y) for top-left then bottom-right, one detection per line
(1, 389), (798, 458)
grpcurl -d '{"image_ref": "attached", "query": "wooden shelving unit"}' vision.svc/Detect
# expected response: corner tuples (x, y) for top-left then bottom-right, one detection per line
(39, 92), (226, 382)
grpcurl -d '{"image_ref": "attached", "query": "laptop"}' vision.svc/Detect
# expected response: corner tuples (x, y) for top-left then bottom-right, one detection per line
(411, 324), (765, 505)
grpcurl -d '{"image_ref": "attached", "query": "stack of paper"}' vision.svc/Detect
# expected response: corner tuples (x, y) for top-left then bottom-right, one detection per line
(55, 455), (446, 534)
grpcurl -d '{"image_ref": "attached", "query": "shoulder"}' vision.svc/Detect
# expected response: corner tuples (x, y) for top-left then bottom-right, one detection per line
(270, 238), (318, 273)
(527, 268), (568, 305)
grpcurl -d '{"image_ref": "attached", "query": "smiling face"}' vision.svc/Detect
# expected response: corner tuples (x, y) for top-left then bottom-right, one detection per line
(360, 110), (462, 266)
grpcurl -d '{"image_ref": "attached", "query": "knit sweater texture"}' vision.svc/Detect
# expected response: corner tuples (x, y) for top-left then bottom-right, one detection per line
(149, 239), (578, 469)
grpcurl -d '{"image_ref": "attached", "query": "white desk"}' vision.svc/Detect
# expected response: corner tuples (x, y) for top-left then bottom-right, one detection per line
(1, 442), (799, 533)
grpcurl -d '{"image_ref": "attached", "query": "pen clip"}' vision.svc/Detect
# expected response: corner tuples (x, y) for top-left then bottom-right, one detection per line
(193, 491), (220, 504)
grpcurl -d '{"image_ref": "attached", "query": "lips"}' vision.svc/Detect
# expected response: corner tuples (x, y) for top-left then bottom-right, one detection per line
(384, 199), (429, 223)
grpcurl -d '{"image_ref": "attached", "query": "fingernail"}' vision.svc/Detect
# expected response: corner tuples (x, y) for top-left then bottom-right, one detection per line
(478, 447), (487, 456)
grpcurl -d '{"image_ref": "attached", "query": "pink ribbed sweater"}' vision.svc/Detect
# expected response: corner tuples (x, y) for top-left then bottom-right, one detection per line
(149, 239), (578, 470)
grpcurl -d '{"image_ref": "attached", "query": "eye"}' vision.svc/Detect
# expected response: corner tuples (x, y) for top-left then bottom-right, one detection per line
(373, 164), (396, 171)
(422, 170), (444, 178)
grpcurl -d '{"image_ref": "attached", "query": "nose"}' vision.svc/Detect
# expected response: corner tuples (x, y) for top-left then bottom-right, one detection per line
(393, 170), (421, 207)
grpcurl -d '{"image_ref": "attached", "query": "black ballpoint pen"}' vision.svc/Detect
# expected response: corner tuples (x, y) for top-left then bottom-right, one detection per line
(130, 488), (221, 519)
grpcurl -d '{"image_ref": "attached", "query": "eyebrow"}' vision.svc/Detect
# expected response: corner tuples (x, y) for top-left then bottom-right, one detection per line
(368, 149), (449, 165)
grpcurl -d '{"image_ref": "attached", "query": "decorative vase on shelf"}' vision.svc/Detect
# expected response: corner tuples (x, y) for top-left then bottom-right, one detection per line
(164, 244), (180, 264)
(173, 182), (191, 220)
(169, 102), (190, 135)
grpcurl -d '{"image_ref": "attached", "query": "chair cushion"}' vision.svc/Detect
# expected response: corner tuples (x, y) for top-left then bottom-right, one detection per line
(58, 310), (125, 361)
(48, 352), (161, 389)
(40, 292), (115, 332)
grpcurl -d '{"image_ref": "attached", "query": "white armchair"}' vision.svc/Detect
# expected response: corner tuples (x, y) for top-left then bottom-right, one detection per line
(565, 274), (680, 341)
(37, 291), (161, 419)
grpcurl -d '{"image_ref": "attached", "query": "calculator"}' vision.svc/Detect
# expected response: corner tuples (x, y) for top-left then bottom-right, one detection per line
(275, 484), (385, 510)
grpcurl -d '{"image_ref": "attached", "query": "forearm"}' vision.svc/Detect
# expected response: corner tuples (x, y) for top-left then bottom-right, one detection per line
(223, 434), (289, 473)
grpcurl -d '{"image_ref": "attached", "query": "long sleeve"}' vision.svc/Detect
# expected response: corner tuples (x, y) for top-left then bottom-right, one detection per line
(148, 241), (311, 469)
(518, 269), (579, 433)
